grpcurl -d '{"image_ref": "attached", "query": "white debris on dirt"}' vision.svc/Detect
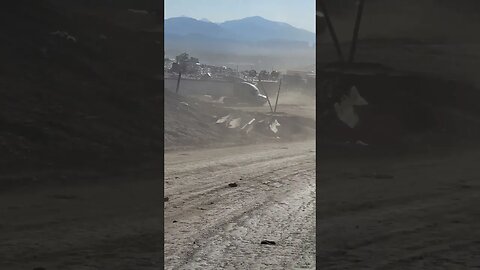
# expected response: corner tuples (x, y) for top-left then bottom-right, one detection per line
(241, 118), (256, 130)
(216, 113), (283, 136)
(165, 90), (314, 149)
(334, 86), (368, 128)
(335, 102), (358, 128)
(349, 86), (369, 106)
(228, 118), (242, 129)
(50, 30), (77, 43)
(216, 114), (231, 124)
(245, 125), (255, 134)
(269, 119), (281, 133)
(218, 96), (227, 104)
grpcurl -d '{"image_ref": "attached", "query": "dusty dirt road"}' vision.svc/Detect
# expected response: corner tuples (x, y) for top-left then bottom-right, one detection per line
(164, 140), (316, 270)
(317, 147), (480, 269)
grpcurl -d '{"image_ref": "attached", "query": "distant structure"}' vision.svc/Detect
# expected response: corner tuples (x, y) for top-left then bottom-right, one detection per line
(164, 58), (174, 70)
(283, 70), (315, 92)
(164, 52), (287, 84)
(165, 52), (237, 80)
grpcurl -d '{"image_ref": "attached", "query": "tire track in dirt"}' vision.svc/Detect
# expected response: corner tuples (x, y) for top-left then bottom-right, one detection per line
(181, 170), (315, 270)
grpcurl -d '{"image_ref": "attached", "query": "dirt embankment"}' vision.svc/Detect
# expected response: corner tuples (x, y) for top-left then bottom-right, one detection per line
(0, 1), (162, 186)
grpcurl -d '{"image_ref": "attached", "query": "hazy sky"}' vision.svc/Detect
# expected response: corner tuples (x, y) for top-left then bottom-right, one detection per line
(164, 0), (316, 32)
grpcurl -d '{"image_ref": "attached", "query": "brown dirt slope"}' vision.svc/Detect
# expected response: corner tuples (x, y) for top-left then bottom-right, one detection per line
(164, 90), (315, 151)
(0, 0), (162, 186)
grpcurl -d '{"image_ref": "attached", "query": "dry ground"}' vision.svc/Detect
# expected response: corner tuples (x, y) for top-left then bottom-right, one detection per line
(164, 141), (316, 270)
(317, 146), (480, 269)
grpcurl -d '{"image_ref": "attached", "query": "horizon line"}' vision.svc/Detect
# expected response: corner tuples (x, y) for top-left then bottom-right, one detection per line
(164, 15), (315, 33)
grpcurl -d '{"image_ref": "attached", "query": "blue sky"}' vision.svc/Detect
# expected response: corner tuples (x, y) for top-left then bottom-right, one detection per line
(164, 0), (316, 32)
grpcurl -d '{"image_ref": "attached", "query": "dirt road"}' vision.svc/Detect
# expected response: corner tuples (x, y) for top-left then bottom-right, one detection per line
(317, 147), (480, 269)
(164, 140), (316, 270)
(0, 141), (314, 270)
(0, 176), (163, 270)
(4, 139), (477, 270)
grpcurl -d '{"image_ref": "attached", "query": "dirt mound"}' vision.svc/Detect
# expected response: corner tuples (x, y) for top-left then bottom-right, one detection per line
(164, 91), (229, 150)
(0, 1), (162, 183)
(164, 91), (315, 151)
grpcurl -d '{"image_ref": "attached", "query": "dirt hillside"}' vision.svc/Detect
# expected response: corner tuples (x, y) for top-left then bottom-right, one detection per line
(164, 90), (315, 151)
(0, 0), (162, 187)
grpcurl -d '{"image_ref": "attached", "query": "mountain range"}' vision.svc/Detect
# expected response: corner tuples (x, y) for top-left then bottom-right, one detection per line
(164, 16), (315, 71)
(164, 16), (315, 45)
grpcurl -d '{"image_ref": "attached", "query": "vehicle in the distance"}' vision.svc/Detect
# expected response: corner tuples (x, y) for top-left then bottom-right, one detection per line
(223, 81), (268, 106)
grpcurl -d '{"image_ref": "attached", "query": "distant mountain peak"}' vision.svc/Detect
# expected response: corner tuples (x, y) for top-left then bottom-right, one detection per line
(165, 15), (315, 44)
(243, 16), (266, 20)
(223, 16), (271, 24)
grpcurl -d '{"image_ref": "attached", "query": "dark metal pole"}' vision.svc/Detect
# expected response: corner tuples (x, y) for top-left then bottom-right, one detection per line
(318, 0), (344, 62)
(274, 79), (282, 113)
(175, 72), (181, 94)
(348, 0), (366, 63)
(259, 79), (274, 113)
